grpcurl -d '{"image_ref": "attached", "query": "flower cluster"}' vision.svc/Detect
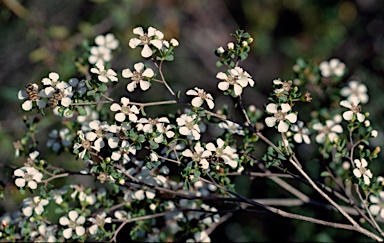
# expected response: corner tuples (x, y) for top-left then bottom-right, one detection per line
(9, 26), (384, 243)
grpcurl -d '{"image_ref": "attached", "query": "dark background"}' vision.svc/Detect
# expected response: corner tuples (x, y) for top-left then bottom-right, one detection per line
(1, 0), (384, 241)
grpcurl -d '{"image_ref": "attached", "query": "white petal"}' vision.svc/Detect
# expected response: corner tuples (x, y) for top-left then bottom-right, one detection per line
(129, 38), (141, 48)
(265, 117), (277, 127)
(280, 103), (291, 113)
(357, 113), (365, 122)
(233, 84), (243, 96)
(191, 97), (203, 107)
(122, 69), (133, 78)
(340, 100), (352, 109)
(59, 216), (70, 226)
(142, 68), (154, 77)
(133, 27), (144, 35)
(342, 111), (353, 121)
(75, 226), (85, 236)
(140, 81), (151, 91)
(277, 121), (289, 132)
(68, 210), (79, 221)
(110, 103), (121, 111)
(286, 113), (297, 123)
(266, 103), (277, 113)
(15, 178), (26, 187)
(115, 113), (126, 122)
(218, 82), (229, 91)
(63, 228), (73, 239)
(22, 100), (33, 111)
(141, 44), (152, 58)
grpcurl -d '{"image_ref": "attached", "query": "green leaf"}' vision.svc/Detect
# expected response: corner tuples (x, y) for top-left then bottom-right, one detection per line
(149, 140), (159, 149)
(165, 54), (174, 61)
(77, 106), (87, 116)
(320, 171), (330, 177)
(98, 84), (108, 92)
(216, 61), (223, 68)
(141, 108), (147, 116)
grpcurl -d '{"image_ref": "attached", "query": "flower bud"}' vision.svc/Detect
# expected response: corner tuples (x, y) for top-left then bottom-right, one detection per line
(217, 47), (225, 54)
(227, 42), (234, 50)
(371, 130), (378, 138)
(242, 41), (248, 47)
(247, 37), (253, 44)
(170, 38), (179, 47)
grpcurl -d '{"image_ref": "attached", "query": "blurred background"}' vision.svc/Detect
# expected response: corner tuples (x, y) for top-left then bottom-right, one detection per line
(1, 0), (384, 241)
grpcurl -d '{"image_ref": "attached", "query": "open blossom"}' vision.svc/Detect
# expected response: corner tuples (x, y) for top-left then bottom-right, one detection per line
(312, 115), (343, 144)
(136, 117), (170, 133)
(122, 62), (154, 92)
(206, 138), (238, 168)
(340, 96), (365, 122)
(59, 210), (86, 239)
(110, 140), (137, 164)
(110, 97), (140, 122)
(90, 62), (118, 83)
(216, 67), (254, 97)
(68, 78), (87, 96)
(47, 128), (72, 152)
(265, 103), (297, 132)
(94, 33), (119, 50)
(218, 120), (244, 135)
(176, 114), (201, 140)
(340, 81), (368, 104)
(273, 79), (293, 93)
(369, 191), (384, 218)
(18, 83), (46, 111)
(73, 131), (103, 159)
(14, 166), (43, 189)
(290, 120), (311, 144)
(88, 212), (112, 235)
(129, 26), (164, 58)
(88, 46), (111, 65)
(186, 87), (214, 109)
(21, 196), (49, 217)
(182, 142), (212, 169)
(353, 158), (373, 185)
(319, 58), (346, 77)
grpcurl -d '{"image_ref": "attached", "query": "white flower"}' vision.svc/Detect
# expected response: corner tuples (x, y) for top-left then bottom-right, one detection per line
(371, 130), (378, 138)
(110, 140), (136, 164)
(265, 103), (297, 132)
(18, 83), (46, 111)
(217, 47), (225, 54)
(88, 212), (112, 235)
(312, 115), (343, 144)
(110, 97), (140, 122)
(94, 33), (119, 50)
(21, 196), (49, 217)
(122, 62), (154, 92)
(218, 120), (244, 135)
(136, 117), (170, 133)
(319, 58), (346, 77)
(14, 166), (43, 189)
(182, 142), (212, 169)
(216, 67), (254, 97)
(41, 72), (61, 86)
(176, 114), (201, 140)
(59, 210), (86, 239)
(352, 158), (373, 185)
(129, 26), (164, 58)
(170, 38), (179, 47)
(90, 62), (118, 83)
(227, 42), (234, 50)
(340, 96), (365, 122)
(186, 87), (215, 109)
(290, 120), (311, 144)
(369, 191), (384, 218)
(88, 46), (111, 65)
(206, 138), (238, 168)
(73, 131), (102, 159)
(340, 81), (368, 104)
(273, 79), (293, 93)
